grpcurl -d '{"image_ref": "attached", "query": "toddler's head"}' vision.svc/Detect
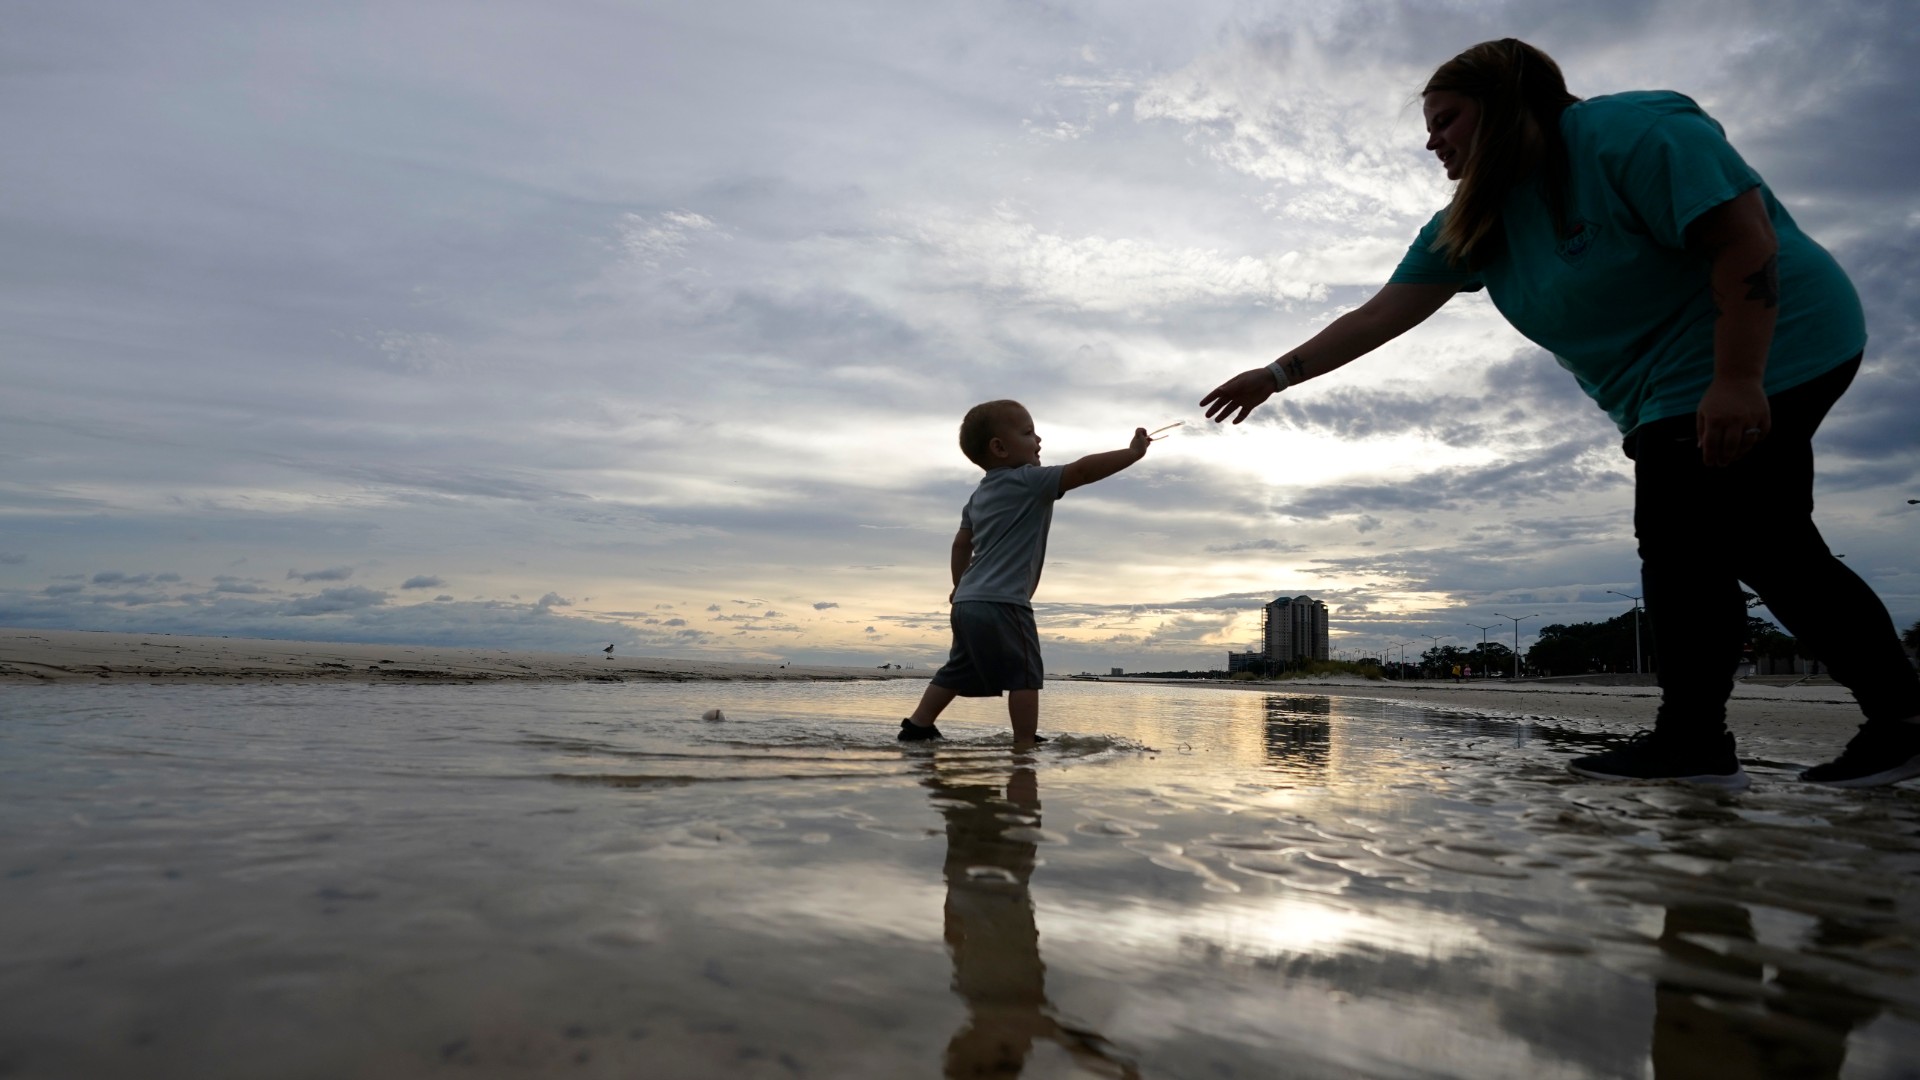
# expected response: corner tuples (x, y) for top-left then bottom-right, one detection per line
(959, 399), (1036, 469)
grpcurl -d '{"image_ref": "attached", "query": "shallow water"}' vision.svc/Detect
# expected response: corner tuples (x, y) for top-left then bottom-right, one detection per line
(3, 680), (1918, 1079)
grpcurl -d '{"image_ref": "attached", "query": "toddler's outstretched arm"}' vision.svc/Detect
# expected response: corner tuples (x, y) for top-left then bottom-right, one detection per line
(1060, 428), (1149, 494)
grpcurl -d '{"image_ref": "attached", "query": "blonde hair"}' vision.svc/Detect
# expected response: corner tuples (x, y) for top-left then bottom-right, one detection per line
(1424, 39), (1580, 267)
(958, 399), (1027, 468)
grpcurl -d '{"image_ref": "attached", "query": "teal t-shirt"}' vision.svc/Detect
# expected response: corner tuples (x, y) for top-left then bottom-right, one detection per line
(1389, 91), (1865, 434)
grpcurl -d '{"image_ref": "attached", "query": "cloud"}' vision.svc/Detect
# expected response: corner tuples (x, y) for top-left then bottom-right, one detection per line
(1, 0), (1914, 669)
(285, 587), (390, 616)
(617, 210), (722, 270)
(1204, 539), (1305, 554)
(288, 567), (354, 583)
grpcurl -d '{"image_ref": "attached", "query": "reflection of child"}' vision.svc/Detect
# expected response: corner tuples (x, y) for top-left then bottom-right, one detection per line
(900, 400), (1148, 746)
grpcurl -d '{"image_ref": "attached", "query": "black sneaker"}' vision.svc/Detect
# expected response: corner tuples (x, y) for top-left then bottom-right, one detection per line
(1798, 721), (1920, 788)
(898, 718), (942, 742)
(1567, 729), (1750, 791)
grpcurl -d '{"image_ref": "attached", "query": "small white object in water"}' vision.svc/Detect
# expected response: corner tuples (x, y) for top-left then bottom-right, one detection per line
(701, 708), (725, 721)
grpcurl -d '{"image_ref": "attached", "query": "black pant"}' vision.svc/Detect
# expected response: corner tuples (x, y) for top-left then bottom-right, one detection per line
(1627, 355), (1920, 731)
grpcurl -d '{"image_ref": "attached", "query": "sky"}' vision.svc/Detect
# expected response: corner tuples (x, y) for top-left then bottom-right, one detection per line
(3, 0), (1916, 672)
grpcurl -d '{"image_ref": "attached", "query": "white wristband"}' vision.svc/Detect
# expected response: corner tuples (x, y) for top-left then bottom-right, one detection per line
(1265, 359), (1292, 392)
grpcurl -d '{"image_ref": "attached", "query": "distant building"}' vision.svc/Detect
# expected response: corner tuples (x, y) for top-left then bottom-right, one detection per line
(1226, 650), (1265, 674)
(1110, 667), (1124, 676)
(1262, 595), (1329, 668)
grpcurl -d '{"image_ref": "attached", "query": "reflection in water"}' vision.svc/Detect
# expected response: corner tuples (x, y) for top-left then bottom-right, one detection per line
(923, 757), (1139, 1078)
(1261, 695), (1331, 776)
(1652, 903), (1882, 1079)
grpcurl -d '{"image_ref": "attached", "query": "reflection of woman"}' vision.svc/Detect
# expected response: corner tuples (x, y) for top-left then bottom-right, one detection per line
(1201, 39), (1920, 790)
(1652, 903), (1879, 1078)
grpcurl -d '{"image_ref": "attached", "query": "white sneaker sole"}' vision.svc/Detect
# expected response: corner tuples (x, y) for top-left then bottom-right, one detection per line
(1798, 754), (1920, 789)
(1567, 763), (1752, 793)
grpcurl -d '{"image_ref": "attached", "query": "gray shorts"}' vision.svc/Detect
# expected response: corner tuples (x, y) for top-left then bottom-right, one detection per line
(931, 601), (1045, 696)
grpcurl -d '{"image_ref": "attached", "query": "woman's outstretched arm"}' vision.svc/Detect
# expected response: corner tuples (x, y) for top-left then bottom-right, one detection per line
(1199, 282), (1459, 424)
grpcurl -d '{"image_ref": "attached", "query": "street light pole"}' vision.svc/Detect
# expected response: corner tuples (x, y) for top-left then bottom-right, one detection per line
(1606, 589), (1644, 675)
(1395, 641), (1417, 680)
(1467, 623), (1497, 680)
(1492, 612), (1538, 679)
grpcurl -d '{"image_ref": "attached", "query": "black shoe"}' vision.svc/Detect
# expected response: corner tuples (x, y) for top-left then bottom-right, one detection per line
(1798, 721), (1920, 788)
(1567, 728), (1750, 791)
(898, 718), (942, 742)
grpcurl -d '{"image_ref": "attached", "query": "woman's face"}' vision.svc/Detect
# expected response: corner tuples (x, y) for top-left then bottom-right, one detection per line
(1422, 90), (1480, 181)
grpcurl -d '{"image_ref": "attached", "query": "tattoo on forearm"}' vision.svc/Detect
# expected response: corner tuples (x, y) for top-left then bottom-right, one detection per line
(1285, 354), (1307, 385)
(1742, 254), (1779, 309)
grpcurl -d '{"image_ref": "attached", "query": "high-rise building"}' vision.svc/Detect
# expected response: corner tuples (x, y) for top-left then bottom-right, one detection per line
(1262, 595), (1329, 667)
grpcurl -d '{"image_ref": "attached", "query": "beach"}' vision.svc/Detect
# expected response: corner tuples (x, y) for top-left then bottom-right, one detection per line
(0, 626), (1873, 756)
(4, 630), (1917, 1078)
(0, 628), (927, 686)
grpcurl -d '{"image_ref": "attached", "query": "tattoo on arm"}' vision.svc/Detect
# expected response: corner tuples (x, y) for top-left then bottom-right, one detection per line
(1742, 253), (1779, 310)
(1285, 354), (1307, 385)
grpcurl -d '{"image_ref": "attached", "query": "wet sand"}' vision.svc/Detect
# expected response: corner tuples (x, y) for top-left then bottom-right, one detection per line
(0, 628), (926, 686)
(5, 652), (1918, 1076)
(1, 627), (1877, 760)
(1134, 674), (1875, 755)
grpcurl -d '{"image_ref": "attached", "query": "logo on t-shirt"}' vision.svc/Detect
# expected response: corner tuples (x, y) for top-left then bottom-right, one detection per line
(1556, 218), (1602, 264)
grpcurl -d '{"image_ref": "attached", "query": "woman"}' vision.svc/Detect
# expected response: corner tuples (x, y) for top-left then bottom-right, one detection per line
(1200, 39), (1920, 790)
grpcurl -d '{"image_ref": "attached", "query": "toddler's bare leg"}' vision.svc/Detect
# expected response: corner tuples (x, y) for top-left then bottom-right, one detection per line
(1008, 689), (1039, 744)
(910, 682), (958, 727)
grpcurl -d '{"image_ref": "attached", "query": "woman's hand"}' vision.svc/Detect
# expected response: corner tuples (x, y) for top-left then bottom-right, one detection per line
(1200, 368), (1279, 425)
(1695, 376), (1771, 467)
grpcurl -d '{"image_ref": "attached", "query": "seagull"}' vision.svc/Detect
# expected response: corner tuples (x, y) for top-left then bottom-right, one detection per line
(603, 644), (615, 658)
